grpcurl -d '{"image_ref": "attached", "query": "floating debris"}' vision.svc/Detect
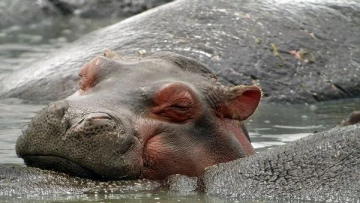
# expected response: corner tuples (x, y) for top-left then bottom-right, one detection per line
(138, 49), (147, 57)
(255, 38), (262, 44)
(103, 48), (120, 59)
(270, 43), (285, 61)
(290, 48), (315, 63)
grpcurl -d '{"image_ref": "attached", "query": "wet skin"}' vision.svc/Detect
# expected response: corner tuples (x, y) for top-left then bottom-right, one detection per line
(16, 51), (261, 180)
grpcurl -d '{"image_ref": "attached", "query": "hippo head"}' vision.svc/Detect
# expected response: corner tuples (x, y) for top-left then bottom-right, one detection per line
(16, 51), (261, 180)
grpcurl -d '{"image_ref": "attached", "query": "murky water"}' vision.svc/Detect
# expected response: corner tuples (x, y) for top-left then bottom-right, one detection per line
(0, 10), (359, 203)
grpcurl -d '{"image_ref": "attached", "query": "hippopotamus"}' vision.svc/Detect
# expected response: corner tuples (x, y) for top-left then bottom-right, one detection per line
(16, 51), (261, 180)
(1, 0), (359, 103)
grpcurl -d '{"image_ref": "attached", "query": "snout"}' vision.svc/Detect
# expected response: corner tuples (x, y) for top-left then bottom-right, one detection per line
(16, 100), (142, 180)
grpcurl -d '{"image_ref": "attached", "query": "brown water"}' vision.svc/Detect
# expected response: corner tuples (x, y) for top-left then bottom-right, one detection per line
(0, 7), (359, 203)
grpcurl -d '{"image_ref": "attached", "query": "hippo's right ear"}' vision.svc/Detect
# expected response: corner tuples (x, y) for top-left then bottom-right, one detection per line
(216, 85), (261, 120)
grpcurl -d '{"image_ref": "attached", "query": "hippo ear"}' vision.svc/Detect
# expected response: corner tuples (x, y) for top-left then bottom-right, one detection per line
(216, 85), (261, 120)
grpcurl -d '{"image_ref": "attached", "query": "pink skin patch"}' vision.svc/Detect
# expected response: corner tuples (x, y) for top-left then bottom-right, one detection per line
(140, 118), (254, 180)
(142, 133), (217, 179)
(217, 118), (255, 155)
(78, 57), (102, 93)
(150, 83), (201, 123)
(216, 86), (262, 120)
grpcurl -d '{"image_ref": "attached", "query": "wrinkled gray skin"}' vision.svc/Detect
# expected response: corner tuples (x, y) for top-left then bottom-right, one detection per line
(0, 0), (172, 30)
(0, 0), (360, 103)
(197, 125), (360, 202)
(1, 124), (359, 202)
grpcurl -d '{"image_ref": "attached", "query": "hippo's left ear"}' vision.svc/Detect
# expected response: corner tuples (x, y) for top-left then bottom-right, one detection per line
(216, 85), (261, 120)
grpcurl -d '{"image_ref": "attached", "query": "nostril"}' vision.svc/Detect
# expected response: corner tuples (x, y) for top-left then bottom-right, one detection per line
(48, 100), (69, 119)
(76, 113), (112, 126)
(73, 113), (114, 133)
(86, 113), (112, 120)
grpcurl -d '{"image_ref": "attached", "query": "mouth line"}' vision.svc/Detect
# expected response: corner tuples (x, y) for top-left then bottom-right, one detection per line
(22, 155), (104, 180)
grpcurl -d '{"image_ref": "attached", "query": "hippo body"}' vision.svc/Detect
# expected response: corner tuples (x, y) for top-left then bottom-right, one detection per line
(0, 0), (360, 103)
(199, 125), (360, 202)
(2, 125), (359, 202)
